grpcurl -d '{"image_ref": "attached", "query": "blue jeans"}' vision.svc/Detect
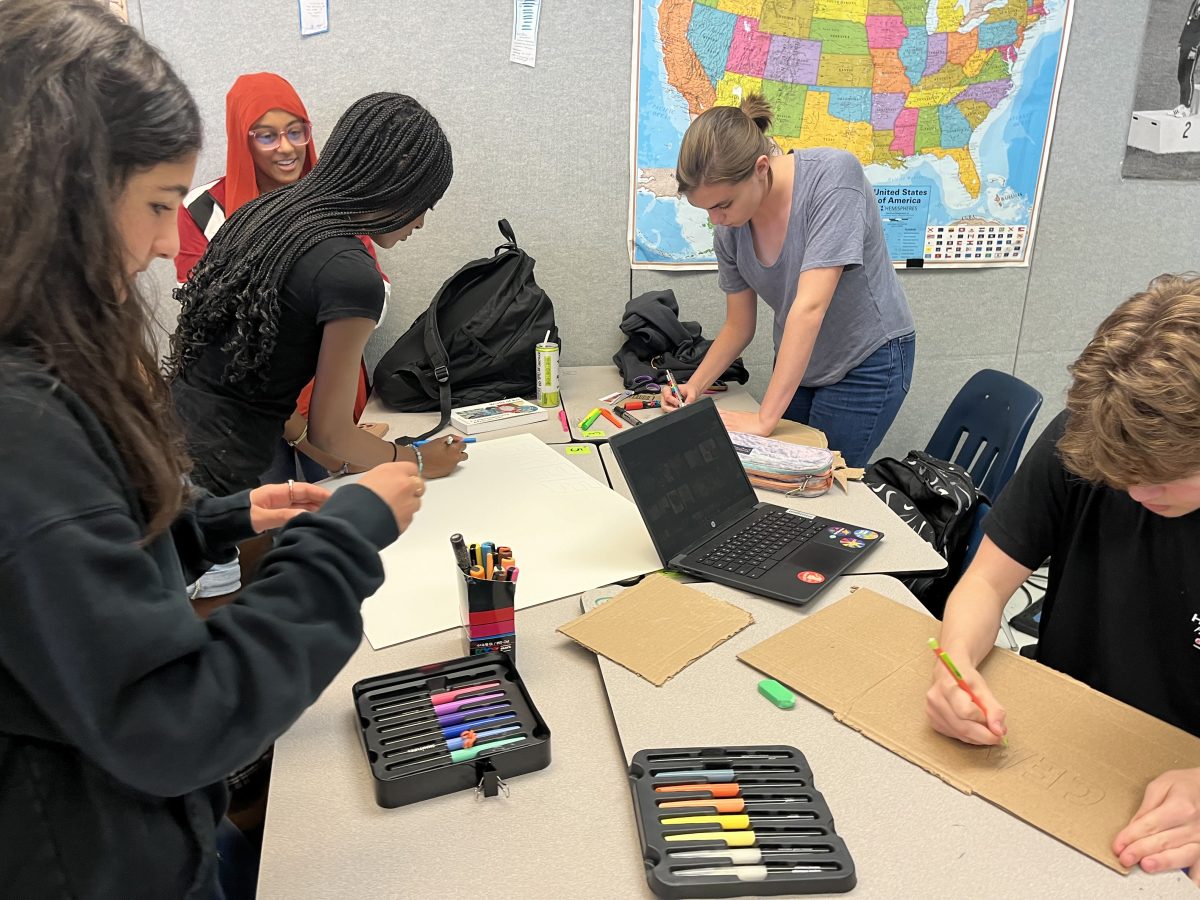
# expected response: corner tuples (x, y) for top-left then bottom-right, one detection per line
(782, 333), (915, 468)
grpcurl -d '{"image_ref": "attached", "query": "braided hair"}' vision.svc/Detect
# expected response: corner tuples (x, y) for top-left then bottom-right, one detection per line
(167, 92), (453, 386)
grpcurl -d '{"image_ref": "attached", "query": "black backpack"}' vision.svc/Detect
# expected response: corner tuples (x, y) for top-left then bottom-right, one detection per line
(863, 451), (987, 617)
(373, 220), (558, 443)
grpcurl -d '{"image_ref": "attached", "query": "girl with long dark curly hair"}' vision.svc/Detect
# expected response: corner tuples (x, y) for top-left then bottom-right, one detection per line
(167, 92), (469, 500)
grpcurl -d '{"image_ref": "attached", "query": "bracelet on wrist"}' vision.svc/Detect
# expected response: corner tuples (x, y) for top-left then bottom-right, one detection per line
(286, 422), (309, 448)
(391, 442), (399, 463)
(412, 445), (424, 477)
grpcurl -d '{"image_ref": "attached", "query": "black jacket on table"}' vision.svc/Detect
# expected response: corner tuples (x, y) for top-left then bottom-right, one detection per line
(0, 354), (399, 899)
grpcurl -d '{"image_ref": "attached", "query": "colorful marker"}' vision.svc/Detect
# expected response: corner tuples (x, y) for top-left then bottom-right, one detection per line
(652, 767), (798, 782)
(375, 701), (512, 735)
(928, 638), (1008, 746)
(664, 829), (825, 846)
(383, 736), (527, 772)
(374, 691), (506, 725)
(665, 369), (685, 405)
(384, 724), (522, 758)
(654, 782), (807, 795)
(669, 848), (833, 863)
(677, 864), (841, 879)
(599, 408), (624, 429)
(558, 408), (569, 432)
(614, 406), (641, 427)
(414, 436), (477, 447)
(660, 814), (818, 830)
(372, 679), (501, 714)
(449, 533), (471, 573)
(580, 408), (602, 430)
(658, 797), (814, 812)
(623, 399), (661, 410)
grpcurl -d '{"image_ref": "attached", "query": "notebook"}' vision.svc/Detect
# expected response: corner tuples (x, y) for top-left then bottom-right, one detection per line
(607, 398), (882, 605)
(449, 397), (547, 434)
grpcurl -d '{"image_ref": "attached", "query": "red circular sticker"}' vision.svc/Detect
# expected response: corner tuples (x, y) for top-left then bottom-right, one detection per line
(796, 570), (826, 584)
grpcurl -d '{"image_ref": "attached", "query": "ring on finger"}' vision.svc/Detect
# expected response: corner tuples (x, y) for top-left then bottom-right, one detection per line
(287, 479), (295, 505)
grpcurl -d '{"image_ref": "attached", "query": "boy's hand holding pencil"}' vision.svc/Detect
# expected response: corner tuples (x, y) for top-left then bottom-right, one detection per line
(925, 638), (1009, 747)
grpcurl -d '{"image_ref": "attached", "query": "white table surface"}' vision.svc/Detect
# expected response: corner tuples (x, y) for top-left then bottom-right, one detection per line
(597, 576), (1194, 898)
(360, 393), (571, 446)
(559, 365), (758, 441)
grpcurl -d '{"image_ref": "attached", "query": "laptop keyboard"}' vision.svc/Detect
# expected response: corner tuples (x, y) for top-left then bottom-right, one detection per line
(693, 509), (824, 579)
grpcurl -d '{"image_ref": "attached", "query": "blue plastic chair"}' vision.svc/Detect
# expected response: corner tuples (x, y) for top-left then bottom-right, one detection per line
(925, 369), (1043, 502)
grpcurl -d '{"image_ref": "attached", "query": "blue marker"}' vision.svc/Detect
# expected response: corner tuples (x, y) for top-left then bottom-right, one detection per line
(445, 724), (521, 751)
(413, 436), (477, 447)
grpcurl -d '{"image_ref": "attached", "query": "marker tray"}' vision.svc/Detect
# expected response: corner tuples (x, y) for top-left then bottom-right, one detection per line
(353, 651), (550, 808)
(629, 745), (855, 897)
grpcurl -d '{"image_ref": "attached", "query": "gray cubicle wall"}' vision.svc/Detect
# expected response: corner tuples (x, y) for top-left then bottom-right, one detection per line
(136, 0), (1200, 463)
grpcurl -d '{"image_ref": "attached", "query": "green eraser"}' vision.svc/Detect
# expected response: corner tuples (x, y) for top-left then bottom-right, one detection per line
(758, 678), (796, 709)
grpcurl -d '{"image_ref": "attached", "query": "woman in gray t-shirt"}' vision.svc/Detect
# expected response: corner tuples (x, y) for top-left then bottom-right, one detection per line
(666, 94), (915, 467)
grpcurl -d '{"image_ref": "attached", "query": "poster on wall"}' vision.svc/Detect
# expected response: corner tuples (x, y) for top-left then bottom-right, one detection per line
(629, 0), (1074, 269)
(1124, 0), (1200, 179)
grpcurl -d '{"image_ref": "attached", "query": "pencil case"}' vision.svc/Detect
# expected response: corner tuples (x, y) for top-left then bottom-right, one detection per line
(353, 651), (550, 808)
(728, 433), (834, 498)
(629, 745), (856, 897)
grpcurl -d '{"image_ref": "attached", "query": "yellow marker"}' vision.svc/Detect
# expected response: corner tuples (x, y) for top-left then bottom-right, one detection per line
(661, 814), (750, 830)
(663, 830), (757, 846)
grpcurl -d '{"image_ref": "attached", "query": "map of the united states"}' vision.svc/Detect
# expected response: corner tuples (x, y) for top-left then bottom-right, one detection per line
(657, 0), (1044, 198)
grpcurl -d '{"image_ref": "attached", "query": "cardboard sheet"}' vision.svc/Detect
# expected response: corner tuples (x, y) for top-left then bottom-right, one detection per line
(335, 434), (662, 649)
(737, 588), (1200, 872)
(557, 574), (754, 685)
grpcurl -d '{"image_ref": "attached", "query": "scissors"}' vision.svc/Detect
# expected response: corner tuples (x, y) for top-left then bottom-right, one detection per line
(631, 374), (661, 393)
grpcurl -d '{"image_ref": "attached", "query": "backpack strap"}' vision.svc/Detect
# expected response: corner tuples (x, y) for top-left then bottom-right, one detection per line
(393, 292), (454, 446)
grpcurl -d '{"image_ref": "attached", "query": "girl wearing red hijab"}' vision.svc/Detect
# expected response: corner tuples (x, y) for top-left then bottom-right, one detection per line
(175, 73), (381, 492)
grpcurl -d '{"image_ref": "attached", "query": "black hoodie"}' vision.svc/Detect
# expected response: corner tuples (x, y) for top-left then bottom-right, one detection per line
(0, 353), (398, 899)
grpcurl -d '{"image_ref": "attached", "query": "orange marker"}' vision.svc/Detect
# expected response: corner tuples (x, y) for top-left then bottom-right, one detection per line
(599, 408), (624, 429)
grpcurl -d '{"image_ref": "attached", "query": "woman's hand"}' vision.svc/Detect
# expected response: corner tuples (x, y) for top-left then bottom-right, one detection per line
(661, 381), (703, 410)
(249, 481), (331, 532)
(1114, 768), (1200, 883)
(719, 409), (775, 437)
(924, 660), (1008, 746)
(357, 461), (425, 532)
(413, 435), (469, 479)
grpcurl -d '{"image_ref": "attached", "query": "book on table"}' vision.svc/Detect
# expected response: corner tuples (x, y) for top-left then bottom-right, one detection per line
(449, 397), (547, 435)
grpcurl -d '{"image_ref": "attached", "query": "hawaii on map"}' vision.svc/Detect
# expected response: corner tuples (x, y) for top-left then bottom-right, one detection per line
(631, 0), (1073, 268)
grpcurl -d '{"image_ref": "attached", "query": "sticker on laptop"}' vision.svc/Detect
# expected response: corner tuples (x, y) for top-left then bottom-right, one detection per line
(839, 537), (866, 549)
(852, 529), (880, 541)
(796, 570), (826, 584)
(826, 527), (853, 538)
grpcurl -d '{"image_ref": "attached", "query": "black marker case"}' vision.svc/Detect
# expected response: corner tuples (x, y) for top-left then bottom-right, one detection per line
(353, 651), (550, 808)
(629, 745), (856, 897)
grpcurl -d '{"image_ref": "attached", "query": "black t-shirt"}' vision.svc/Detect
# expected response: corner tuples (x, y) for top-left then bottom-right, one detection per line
(985, 411), (1200, 737)
(172, 237), (385, 494)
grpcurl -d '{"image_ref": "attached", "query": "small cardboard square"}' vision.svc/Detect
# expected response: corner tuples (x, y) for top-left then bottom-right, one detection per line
(557, 573), (754, 686)
(737, 588), (1200, 872)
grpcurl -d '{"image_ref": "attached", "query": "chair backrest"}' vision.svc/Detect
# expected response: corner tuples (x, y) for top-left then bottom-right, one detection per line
(924, 369), (1043, 500)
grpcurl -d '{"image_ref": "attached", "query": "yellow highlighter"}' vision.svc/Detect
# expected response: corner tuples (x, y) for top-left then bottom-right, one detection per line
(661, 814), (751, 830)
(663, 828), (826, 845)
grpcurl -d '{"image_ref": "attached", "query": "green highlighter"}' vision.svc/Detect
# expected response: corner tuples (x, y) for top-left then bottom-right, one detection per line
(449, 735), (526, 763)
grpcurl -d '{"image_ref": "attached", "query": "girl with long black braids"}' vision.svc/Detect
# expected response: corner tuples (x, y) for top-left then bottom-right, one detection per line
(0, 1), (426, 895)
(168, 92), (468, 499)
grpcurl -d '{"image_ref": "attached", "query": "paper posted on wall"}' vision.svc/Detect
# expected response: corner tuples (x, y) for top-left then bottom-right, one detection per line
(510, 0), (541, 67)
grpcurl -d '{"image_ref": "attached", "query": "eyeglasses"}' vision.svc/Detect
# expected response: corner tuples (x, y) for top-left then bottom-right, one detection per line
(248, 122), (312, 150)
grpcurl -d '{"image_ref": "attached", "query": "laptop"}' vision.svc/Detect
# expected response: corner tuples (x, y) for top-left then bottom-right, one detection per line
(608, 398), (882, 605)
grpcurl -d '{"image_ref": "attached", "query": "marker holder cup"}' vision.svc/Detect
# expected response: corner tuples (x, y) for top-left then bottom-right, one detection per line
(629, 745), (856, 897)
(458, 569), (517, 662)
(353, 651), (551, 808)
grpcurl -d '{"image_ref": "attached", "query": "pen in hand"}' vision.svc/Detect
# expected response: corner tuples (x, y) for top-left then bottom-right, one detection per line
(928, 638), (1007, 746)
(414, 436), (477, 447)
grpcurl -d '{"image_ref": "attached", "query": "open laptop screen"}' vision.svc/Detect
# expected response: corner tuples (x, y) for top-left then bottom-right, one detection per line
(609, 399), (757, 563)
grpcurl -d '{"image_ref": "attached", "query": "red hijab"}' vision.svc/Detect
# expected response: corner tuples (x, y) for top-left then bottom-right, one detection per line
(223, 73), (317, 216)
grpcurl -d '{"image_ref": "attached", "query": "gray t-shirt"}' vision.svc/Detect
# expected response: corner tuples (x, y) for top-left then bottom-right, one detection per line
(714, 149), (914, 387)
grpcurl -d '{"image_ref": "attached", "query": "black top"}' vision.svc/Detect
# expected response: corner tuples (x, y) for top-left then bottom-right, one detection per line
(172, 236), (386, 494)
(985, 411), (1200, 737)
(0, 351), (398, 898)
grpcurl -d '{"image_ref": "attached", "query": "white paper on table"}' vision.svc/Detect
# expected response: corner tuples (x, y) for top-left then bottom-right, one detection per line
(510, 0), (541, 67)
(333, 434), (662, 649)
(298, 0), (329, 36)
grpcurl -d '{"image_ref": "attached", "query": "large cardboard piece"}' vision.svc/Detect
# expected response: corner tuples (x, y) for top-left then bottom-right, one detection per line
(738, 588), (1200, 872)
(557, 574), (754, 685)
